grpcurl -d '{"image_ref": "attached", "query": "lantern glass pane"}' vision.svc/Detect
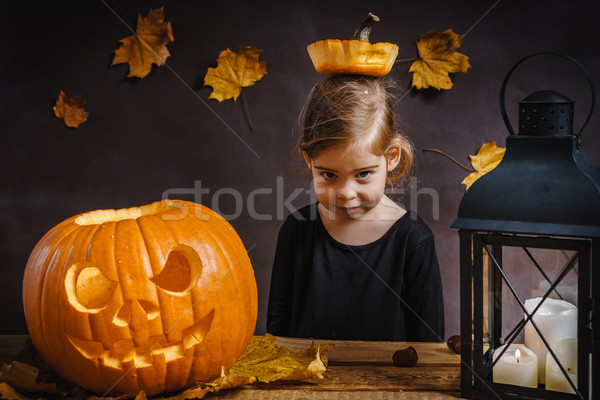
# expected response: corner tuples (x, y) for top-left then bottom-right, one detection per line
(481, 243), (580, 393)
(489, 246), (579, 344)
(484, 246), (579, 341)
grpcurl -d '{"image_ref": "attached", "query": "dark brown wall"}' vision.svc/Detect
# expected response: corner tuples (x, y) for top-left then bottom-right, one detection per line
(2, 0), (599, 338)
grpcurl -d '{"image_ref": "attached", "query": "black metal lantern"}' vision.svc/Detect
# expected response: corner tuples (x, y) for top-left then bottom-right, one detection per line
(452, 53), (600, 400)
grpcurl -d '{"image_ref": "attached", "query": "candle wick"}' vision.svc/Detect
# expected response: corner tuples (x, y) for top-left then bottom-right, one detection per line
(517, 358), (519, 364)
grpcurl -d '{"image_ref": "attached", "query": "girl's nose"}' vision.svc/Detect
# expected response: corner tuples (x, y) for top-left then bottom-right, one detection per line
(336, 185), (357, 200)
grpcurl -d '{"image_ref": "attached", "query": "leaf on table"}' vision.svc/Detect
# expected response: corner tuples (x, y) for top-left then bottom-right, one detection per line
(0, 382), (33, 400)
(462, 141), (506, 190)
(158, 385), (212, 400)
(408, 28), (470, 90)
(111, 8), (174, 78)
(203, 46), (267, 102)
(89, 390), (147, 400)
(134, 392), (147, 400)
(53, 91), (89, 128)
(0, 361), (56, 393)
(228, 333), (330, 382)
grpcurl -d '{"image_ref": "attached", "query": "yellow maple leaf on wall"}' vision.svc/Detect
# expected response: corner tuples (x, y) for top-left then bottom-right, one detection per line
(462, 142), (506, 190)
(204, 46), (267, 102)
(409, 29), (470, 90)
(111, 8), (174, 78)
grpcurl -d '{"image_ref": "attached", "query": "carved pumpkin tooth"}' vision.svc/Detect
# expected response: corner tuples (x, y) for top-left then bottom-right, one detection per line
(183, 309), (215, 349)
(132, 353), (153, 368)
(67, 335), (106, 359)
(99, 354), (123, 370)
(160, 344), (182, 363)
(120, 349), (136, 363)
(113, 338), (135, 355)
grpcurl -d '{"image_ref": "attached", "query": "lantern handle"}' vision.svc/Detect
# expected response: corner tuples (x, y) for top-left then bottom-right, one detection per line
(500, 52), (596, 139)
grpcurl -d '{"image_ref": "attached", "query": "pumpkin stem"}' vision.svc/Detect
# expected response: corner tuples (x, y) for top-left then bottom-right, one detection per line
(352, 12), (380, 41)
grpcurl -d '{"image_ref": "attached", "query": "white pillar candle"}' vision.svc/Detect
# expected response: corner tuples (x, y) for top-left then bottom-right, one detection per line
(524, 297), (577, 384)
(493, 344), (538, 388)
(546, 338), (577, 394)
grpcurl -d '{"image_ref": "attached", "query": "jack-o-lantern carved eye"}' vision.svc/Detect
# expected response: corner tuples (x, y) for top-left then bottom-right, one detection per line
(66, 261), (118, 313)
(151, 244), (203, 295)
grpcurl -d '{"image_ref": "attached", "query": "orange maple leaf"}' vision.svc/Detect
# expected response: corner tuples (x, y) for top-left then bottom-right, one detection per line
(462, 142), (506, 190)
(111, 8), (174, 78)
(53, 91), (89, 128)
(204, 46), (267, 102)
(408, 29), (470, 90)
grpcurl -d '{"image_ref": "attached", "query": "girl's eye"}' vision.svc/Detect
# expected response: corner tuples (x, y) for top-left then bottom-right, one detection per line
(356, 171), (371, 179)
(321, 172), (337, 180)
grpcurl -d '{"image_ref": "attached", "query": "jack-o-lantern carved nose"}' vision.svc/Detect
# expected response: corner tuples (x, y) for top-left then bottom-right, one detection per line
(113, 299), (160, 326)
(113, 299), (160, 347)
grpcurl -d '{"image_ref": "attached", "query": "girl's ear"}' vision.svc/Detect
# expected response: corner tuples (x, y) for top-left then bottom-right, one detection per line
(386, 147), (401, 171)
(302, 151), (312, 169)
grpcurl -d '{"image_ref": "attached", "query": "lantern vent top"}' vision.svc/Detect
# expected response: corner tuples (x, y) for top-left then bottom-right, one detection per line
(518, 90), (574, 136)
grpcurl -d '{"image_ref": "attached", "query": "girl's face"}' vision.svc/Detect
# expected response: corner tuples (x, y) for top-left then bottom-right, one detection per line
(304, 145), (400, 220)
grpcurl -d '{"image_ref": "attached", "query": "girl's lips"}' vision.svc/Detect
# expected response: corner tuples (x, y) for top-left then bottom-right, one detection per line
(338, 206), (361, 214)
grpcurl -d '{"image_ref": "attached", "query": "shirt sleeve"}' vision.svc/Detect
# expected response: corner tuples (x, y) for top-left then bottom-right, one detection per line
(402, 231), (445, 342)
(266, 216), (298, 336)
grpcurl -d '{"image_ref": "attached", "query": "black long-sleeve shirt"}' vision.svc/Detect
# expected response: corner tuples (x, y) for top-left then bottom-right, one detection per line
(267, 203), (444, 341)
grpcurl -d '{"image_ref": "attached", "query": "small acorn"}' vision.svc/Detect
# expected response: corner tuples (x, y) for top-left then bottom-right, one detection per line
(447, 335), (461, 354)
(392, 346), (418, 367)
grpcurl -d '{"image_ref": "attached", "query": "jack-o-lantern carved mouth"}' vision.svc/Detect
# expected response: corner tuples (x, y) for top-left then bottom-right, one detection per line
(66, 309), (214, 368)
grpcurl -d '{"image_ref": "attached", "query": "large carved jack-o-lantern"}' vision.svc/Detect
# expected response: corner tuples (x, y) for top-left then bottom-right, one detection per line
(22, 200), (258, 396)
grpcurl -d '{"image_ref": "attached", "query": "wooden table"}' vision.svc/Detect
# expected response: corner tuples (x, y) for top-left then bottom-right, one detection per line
(0, 335), (462, 399)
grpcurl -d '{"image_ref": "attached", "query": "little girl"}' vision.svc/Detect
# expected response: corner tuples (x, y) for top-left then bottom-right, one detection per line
(267, 75), (444, 341)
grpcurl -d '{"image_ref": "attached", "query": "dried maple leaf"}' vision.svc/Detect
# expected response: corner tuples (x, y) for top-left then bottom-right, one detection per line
(0, 382), (31, 400)
(227, 333), (330, 382)
(53, 91), (89, 128)
(204, 46), (267, 102)
(0, 361), (56, 393)
(111, 8), (174, 78)
(408, 28), (470, 90)
(89, 390), (147, 400)
(462, 142), (506, 190)
(172, 334), (328, 399)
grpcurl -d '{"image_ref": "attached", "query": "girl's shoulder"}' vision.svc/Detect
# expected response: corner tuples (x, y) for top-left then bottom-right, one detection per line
(390, 210), (436, 246)
(288, 203), (320, 222)
(278, 203), (320, 236)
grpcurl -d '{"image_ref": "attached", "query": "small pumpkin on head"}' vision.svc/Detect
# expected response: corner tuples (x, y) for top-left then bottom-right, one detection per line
(307, 13), (399, 77)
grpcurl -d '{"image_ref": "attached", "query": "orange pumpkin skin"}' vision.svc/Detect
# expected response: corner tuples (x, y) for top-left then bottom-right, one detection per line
(307, 39), (399, 77)
(23, 200), (258, 396)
